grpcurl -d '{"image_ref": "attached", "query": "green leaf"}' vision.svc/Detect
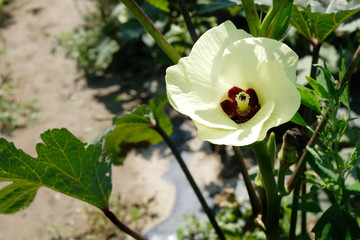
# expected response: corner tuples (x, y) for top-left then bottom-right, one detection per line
(356, 167), (360, 180)
(0, 182), (38, 214)
(104, 94), (172, 165)
(296, 84), (321, 113)
(291, 4), (360, 41)
(346, 181), (360, 195)
(348, 142), (360, 168)
(194, 0), (241, 16)
(0, 128), (112, 213)
(339, 51), (350, 111)
(312, 203), (360, 240)
(305, 76), (328, 99)
(307, 146), (338, 181)
(315, 64), (337, 99)
(145, 0), (169, 12)
(290, 112), (308, 127)
(149, 94), (173, 136)
(194, 0), (272, 16)
(297, 201), (322, 213)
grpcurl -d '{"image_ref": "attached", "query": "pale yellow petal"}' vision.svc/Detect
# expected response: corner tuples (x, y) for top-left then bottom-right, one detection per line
(166, 21), (252, 129)
(166, 62), (236, 130)
(179, 21), (251, 107)
(194, 100), (275, 146)
(219, 38), (298, 88)
(254, 61), (301, 129)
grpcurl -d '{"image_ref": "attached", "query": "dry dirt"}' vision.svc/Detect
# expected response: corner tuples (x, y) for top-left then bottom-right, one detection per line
(0, 0), (179, 239)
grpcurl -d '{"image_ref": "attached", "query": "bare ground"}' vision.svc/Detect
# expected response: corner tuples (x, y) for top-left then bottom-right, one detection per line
(0, 0), (178, 239)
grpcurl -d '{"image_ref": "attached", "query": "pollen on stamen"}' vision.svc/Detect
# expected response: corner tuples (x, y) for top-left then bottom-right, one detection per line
(221, 87), (261, 124)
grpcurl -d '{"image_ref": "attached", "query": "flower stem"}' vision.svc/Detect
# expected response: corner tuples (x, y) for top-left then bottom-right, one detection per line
(233, 146), (262, 223)
(178, 0), (198, 43)
(241, 0), (260, 36)
(121, 0), (181, 64)
(101, 206), (149, 240)
(249, 141), (280, 240)
(152, 123), (226, 240)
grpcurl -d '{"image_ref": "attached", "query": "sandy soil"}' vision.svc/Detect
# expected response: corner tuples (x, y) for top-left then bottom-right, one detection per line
(0, 0), (177, 239)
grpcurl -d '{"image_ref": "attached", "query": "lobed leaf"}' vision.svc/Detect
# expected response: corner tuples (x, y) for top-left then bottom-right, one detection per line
(0, 128), (112, 213)
(291, 4), (360, 41)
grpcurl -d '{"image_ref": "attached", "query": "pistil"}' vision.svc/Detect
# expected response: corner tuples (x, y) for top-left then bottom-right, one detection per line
(221, 87), (261, 124)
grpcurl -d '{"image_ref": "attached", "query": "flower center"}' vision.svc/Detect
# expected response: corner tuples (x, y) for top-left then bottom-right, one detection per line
(220, 87), (261, 124)
(235, 92), (250, 115)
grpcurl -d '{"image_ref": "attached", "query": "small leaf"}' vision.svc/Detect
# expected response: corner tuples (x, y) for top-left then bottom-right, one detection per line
(348, 142), (360, 168)
(338, 49), (347, 83)
(0, 128), (112, 212)
(346, 181), (360, 195)
(145, 0), (169, 12)
(305, 76), (328, 99)
(312, 203), (360, 240)
(339, 50), (350, 111)
(104, 95), (172, 165)
(291, 112), (308, 127)
(105, 105), (159, 165)
(149, 94), (172, 136)
(307, 146), (338, 181)
(340, 82), (350, 111)
(296, 84), (321, 113)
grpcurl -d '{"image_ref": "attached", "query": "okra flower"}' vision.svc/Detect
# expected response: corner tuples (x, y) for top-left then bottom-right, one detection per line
(165, 21), (300, 146)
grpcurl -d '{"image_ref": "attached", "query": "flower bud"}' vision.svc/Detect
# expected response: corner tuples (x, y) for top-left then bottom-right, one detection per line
(278, 128), (304, 165)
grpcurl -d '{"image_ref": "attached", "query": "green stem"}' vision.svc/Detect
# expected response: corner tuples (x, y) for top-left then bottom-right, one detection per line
(121, 0), (181, 64)
(310, 39), (322, 79)
(301, 180), (307, 235)
(178, 0), (198, 43)
(101, 206), (149, 240)
(289, 181), (301, 240)
(249, 141), (280, 240)
(233, 146), (262, 224)
(152, 123), (226, 240)
(241, 0), (261, 36)
(277, 162), (289, 196)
